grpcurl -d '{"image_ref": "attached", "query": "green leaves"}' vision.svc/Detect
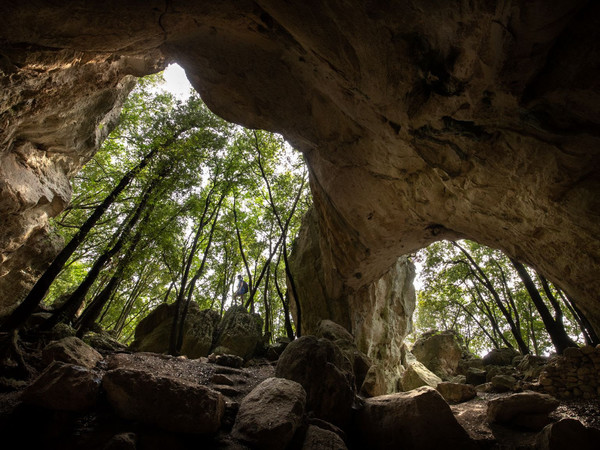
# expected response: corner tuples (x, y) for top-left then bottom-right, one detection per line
(47, 71), (310, 343)
(414, 240), (582, 356)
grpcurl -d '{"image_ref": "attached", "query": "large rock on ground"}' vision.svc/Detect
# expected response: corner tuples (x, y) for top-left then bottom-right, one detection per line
(315, 319), (372, 391)
(482, 348), (520, 367)
(301, 425), (347, 450)
(102, 367), (224, 434)
(436, 382), (477, 404)
(130, 303), (220, 358)
(213, 305), (263, 360)
(487, 391), (559, 430)
(535, 418), (600, 450)
(354, 386), (476, 450)
(275, 335), (355, 429)
(401, 361), (442, 391)
(232, 377), (306, 450)
(411, 330), (463, 379)
(21, 361), (101, 411)
(41, 336), (102, 369)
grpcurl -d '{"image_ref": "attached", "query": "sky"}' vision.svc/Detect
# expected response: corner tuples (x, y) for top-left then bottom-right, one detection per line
(163, 63), (194, 99)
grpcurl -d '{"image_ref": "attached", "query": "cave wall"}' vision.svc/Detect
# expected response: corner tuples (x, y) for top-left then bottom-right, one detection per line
(1, 1), (599, 332)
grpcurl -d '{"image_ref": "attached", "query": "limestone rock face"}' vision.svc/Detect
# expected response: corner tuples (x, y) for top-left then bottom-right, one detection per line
(0, 43), (162, 315)
(1, 2), (600, 335)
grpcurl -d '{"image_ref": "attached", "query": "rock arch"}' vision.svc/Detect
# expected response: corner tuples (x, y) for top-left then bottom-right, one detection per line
(1, 1), (599, 331)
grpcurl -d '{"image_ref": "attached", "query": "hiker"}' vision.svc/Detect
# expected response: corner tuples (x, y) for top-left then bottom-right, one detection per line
(234, 274), (248, 304)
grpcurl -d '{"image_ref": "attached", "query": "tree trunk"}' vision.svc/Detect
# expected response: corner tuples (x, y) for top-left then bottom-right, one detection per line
(175, 192), (225, 354)
(510, 258), (578, 354)
(74, 219), (145, 336)
(43, 172), (161, 330)
(454, 243), (529, 354)
(0, 146), (159, 332)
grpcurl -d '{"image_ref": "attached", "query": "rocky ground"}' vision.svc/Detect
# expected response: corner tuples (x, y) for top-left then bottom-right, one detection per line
(451, 391), (600, 448)
(1, 338), (600, 449)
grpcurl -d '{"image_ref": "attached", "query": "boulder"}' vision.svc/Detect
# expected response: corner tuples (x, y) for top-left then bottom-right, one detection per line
(232, 377), (306, 450)
(457, 356), (484, 375)
(517, 354), (548, 380)
(314, 319), (371, 391)
(491, 374), (518, 392)
(487, 391), (559, 430)
(275, 335), (355, 429)
(411, 330), (463, 379)
(103, 367), (224, 434)
(354, 386), (476, 450)
(208, 353), (244, 369)
(465, 367), (487, 386)
(103, 432), (137, 450)
(213, 306), (263, 360)
(42, 336), (102, 369)
(436, 382), (477, 404)
(301, 425), (347, 450)
(21, 361), (101, 411)
(482, 348), (519, 367)
(315, 319), (354, 342)
(359, 363), (391, 398)
(130, 303), (221, 358)
(535, 418), (600, 450)
(82, 331), (129, 354)
(485, 364), (515, 382)
(401, 361), (442, 391)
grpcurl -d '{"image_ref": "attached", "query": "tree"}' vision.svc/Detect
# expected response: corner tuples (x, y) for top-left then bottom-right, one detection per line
(415, 240), (585, 356)
(5, 71), (311, 349)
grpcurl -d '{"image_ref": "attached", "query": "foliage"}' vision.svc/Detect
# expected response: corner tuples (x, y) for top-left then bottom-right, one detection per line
(413, 240), (584, 356)
(46, 73), (311, 345)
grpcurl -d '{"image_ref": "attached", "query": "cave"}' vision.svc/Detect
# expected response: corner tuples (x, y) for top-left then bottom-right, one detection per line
(1, 1), (600, 448)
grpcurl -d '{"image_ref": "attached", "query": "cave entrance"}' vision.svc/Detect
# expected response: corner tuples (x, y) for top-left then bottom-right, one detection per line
(410, 239), (597, 358)
(1, 66), (310, 358)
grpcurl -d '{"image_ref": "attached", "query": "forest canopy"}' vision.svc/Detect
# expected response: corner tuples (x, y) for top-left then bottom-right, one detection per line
(18, 72), (311, 346)
(412, 239), (597, 356)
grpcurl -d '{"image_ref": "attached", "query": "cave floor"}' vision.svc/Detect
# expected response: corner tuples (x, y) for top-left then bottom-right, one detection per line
(1, 346), (600, 449)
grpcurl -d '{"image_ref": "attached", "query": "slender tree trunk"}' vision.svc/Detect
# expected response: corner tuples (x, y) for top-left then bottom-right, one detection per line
(468, 281), (516, 350)
(111, 274), (146, 337)
(510, 258), (577, 354)
(43, 172), (161, 330)
(233, 201), (253, 310)
(556, 289), (600, 345)
(168, 183), (219, 355)
(263, 263), (271, 339)
(175, 193), (225, 353)
(454, 242), (529, 354)
(455, 299), (500, 349)
(74, 219), (146, 336)
(273, 255), (295, 340)
(253, 134), (306, 336)
(0, 147), (159, 332)
(527, 302), (540, 356)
